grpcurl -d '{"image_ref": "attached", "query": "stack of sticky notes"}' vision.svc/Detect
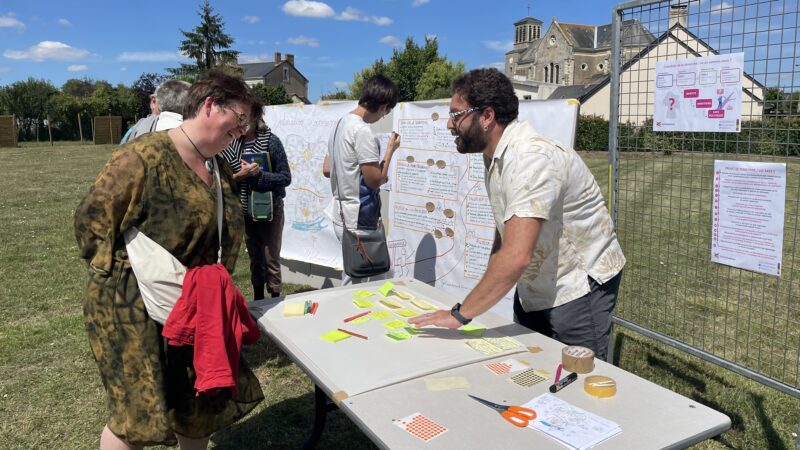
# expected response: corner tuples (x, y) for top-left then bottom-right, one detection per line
(320, 329), (352, 343)
(410, 298), (438, 310)
(353, 298), (375, 308)
(283, 300), (318, 317)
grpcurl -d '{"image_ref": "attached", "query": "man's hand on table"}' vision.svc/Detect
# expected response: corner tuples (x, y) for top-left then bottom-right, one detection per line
(408, 310), (462, 329)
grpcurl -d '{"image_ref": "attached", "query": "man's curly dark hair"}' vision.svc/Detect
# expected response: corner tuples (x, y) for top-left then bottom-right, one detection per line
(451, 68), (518, 126)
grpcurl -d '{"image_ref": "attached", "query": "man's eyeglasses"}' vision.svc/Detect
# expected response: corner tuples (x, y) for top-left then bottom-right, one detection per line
(223, 105), (250, 132)
(449, 106), (482, 123)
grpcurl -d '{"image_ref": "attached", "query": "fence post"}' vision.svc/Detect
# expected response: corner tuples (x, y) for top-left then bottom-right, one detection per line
(47, 115), (53, 146)
(77, 113), (83, 142)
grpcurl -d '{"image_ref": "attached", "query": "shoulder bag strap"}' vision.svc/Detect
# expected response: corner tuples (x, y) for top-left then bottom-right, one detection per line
(329, 119), (349, 230)
(212, 158), (223, 264)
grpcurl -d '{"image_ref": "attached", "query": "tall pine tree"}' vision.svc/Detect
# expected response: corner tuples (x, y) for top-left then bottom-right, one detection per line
(170, 1), (239, 79)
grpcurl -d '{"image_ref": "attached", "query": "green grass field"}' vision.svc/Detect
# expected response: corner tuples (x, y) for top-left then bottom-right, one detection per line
(0, 143), (797, 449)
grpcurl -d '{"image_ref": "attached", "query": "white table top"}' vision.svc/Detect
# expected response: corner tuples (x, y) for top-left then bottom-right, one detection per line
(251, 278), (730, 449)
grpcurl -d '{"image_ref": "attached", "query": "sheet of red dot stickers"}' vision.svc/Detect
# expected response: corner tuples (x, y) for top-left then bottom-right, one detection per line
(393, 412), (448, 442)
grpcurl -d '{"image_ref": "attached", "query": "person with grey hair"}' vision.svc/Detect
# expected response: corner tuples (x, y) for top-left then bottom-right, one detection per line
(120, 79), (191, 144)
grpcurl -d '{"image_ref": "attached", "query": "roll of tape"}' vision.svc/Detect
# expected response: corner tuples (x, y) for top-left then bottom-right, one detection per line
(584, 375), (617, 398)
(562, 345), (595, 373)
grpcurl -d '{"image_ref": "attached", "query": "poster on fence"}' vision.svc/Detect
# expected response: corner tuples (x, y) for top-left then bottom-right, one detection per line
(711, 160), (786, 276)
(654, 52), (744, 132)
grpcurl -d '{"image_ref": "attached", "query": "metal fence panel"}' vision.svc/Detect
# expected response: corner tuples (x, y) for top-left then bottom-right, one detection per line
(610, 0), (800, 397)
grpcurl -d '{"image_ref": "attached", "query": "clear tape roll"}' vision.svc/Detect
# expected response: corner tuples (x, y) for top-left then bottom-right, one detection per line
(584, 375), (617, 398)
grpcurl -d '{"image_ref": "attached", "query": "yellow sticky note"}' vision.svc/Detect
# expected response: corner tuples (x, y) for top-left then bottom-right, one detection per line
(283, 303), (305, 317)
(466, 339), (503, 355)
(380, 298), (403, 309)
(410, 298), (438, 310)
(386, 330), (412, 341)
(383, 319), (408, 329)
(354, 290), (375, 298)
(533, 369), (551, 378)
(370, 311), (393, 320)
(320, 330), (352, 343)
(395, 309), (419, 318)
(393, 290), (415, 300)
(378, 281), (395, 296)
(483, 336), (523, 350)
(353, 298), (375, 308)
(459, 324), (486, 337)
(349, 316), (371, 325)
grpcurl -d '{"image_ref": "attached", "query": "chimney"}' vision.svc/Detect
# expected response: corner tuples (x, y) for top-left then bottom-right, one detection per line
(669, 5), (688, 28)
(286, 53), (295, 65)
(274, 52), (281, 63)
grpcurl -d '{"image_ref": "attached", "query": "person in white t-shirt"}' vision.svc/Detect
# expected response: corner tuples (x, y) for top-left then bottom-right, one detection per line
(323, 74), (401, 284)
(409, 69), (625, 360)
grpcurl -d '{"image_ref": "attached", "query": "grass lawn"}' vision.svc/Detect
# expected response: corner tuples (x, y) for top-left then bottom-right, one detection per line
(0, 143), (797, 449)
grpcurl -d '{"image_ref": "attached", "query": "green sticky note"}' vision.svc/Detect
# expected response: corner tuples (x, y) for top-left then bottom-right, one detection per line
(349, 316), (371, 325)
(395, 309), (419, 318)
(383, 319), (408, 329)
(353, 298), (375, 308)
(378, 281), (395, 296)
(459, 324), (487, 337)
(370, 311), (393, 320)
(354, 290), (375, 298)
(404, 326), (423, 335)
(320, 329), (352, 343)
(387, 330), (412, 341)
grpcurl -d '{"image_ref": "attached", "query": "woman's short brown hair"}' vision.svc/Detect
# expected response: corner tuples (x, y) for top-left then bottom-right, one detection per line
(182, 69), (258, 119)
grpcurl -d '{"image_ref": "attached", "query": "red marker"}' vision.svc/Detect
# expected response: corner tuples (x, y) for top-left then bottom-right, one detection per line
(344, 310), (371, 323)
(338, 328), (368, 340)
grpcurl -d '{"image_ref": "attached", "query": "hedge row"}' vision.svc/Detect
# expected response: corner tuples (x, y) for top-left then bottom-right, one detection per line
(574, 114), (800, 156)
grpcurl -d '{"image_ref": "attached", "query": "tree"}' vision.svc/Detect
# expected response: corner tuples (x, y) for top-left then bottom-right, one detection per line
(0, 78), (58, 140)
(171, 0), (239, 79)
(320, 90), (350, 101)
(348, 37), (464, 102)
(251, 83), (292, 106)
(349, 59), (387, 100)
(131, 72), (167, 119)
(415, 60), (466, 100)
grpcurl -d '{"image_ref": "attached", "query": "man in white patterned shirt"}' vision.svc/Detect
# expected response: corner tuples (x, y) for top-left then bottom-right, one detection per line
(409, 68), (625, 360)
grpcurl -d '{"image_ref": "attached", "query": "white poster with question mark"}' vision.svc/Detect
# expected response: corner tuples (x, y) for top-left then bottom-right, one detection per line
(653, 52), (744, 133)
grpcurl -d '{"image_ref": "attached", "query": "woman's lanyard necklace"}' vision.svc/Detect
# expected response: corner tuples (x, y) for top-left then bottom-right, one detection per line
(179, 126), (213, 173)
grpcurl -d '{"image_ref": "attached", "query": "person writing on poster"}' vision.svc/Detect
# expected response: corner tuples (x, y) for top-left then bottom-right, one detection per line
(322, 74), (401, 284)
(409, 69), (625, 360)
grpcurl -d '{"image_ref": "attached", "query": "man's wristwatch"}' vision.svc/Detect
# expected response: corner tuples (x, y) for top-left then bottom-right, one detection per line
(450, 302), (472, 325)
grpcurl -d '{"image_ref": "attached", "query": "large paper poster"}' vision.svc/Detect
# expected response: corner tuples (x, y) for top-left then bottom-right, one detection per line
(711, 160), (786, 276)
(387, 100), (578, 318)
(264, 101), (357, 267)
(654, 52), (744, 132)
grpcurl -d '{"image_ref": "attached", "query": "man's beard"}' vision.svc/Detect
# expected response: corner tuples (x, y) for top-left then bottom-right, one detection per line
(454, 118), (487, 154)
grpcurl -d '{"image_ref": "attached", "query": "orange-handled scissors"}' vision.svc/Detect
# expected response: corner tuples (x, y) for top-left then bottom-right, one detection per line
(468, 394), (537, 427)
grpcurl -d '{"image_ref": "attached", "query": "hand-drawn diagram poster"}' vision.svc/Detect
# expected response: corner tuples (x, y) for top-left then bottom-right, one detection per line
(264, 101), (357, 268)
(387, 101), (578, 318)
(654, 52), (744, 132)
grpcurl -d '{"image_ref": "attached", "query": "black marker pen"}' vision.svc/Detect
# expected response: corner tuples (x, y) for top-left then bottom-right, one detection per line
(549, 372), (578, 393)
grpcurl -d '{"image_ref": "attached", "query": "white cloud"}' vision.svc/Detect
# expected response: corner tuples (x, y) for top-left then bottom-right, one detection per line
(483, 61), (505, 70)
(332, 80), (348, 89)
(710, 1), (733, 13)
(238, 53), (272, 64)
(282, 2), (391, 25)
(483, 40), (513, 52)
(4, 41), (90, 61)
(120, 67), (127, 72)
(242, 15), (260, 24)
(338, 7), (392, 25)
(412, 0), (431, 6)
(287, 35), (320, 48)
(0, 13), (25, 30)
(379, 35), (401, 47)
(67, 64), (87, 72)
(0, 66), (11, 73)
(117, 51), (188, 62)
(282, 1), (335, 18)
(57, 18), (72, 26)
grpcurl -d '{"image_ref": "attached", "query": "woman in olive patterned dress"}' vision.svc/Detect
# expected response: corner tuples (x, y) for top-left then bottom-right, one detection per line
(74, 71), (264, 450)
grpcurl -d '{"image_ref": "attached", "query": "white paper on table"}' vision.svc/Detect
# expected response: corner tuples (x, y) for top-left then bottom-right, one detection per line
(522, 393), (621, 450)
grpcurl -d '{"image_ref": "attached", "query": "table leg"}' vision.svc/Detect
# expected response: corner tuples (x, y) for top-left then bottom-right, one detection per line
(301, 384), (339, 449)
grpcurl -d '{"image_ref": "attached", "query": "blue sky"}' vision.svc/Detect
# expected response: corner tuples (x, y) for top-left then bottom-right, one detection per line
(0, 0), (622, 101)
